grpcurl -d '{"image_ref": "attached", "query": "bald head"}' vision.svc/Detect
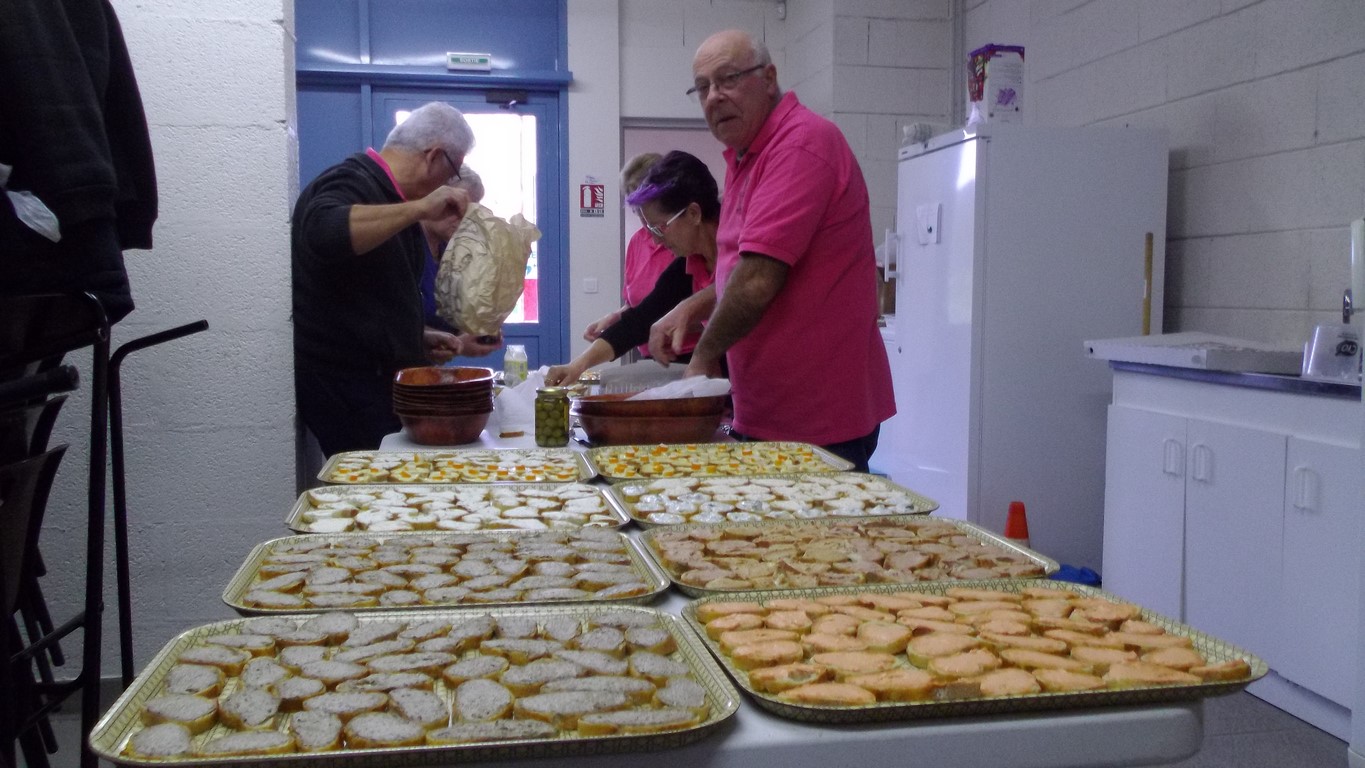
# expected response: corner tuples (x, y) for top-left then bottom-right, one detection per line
(692, 29), (779, 153)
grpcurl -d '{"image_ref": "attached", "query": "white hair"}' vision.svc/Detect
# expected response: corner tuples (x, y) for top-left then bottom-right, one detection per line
(451, 165), (485, 202)
(383, 102), (475, 158)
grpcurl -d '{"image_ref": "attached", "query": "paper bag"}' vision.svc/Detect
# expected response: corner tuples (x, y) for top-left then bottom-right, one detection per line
(436, 203), (541, 336)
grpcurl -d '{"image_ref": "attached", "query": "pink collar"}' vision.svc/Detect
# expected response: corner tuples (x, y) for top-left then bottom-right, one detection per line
(366, 148), (406, 200)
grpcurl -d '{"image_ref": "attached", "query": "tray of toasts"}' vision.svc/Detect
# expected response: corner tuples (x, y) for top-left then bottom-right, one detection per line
(642, 517), (1057, 596)
(583, 441), (852, 482)
(224, 529), (670, 614)
(286, 482), (626, 534)
(90, 605), (741, 766)
(318, 449), (593, 485)
(682, 580), (1265, 723)
(601, 472), (937, 527)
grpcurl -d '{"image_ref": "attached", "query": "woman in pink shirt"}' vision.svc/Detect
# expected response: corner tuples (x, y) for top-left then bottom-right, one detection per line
(582, 153), (690, 358)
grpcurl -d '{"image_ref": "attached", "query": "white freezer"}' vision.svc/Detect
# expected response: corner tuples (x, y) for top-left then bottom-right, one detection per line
(872, 125), (1168, 570)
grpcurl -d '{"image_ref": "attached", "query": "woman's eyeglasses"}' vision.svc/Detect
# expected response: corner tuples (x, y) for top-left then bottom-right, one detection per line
(641, 207), (686, 238)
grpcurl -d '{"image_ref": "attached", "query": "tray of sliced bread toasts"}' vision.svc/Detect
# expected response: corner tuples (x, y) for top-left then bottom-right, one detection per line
(601, 472), (936, 527)
(90, 605), (741, 765)
(319, 449), (593, 485)
(223, 529), (669, 614)
(286, 482), (627, 534)
(682, 580), (1265, 723)
(643, 517), (1057, 596)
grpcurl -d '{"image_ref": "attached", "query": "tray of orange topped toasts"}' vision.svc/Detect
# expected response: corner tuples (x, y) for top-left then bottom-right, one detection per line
(583, 442), (852, 482)
(89, 604), (741, 766)
(682, 580), (1265, 723)
(318, 449), (593, 485)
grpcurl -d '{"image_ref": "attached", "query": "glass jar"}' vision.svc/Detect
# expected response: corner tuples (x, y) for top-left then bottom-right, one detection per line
(503, 344), (528, 388)
(534, 386), (569, 447)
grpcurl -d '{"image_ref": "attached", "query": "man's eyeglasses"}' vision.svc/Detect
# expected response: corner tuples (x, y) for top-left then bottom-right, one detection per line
(640, 207), (686, 239)
(437, 148), (461, 181)
(686, 64), (765, 101)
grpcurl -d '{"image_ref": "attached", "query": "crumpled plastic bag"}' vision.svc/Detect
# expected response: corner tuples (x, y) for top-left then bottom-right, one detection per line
(436, 203), (540, 336)
(628, 376), (731, 400)
(0, 162), (60, 243)
(489, 366), (548, 438)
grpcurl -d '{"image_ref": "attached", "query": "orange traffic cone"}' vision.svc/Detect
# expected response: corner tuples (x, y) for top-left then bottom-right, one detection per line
(1004, 500), (1031, 550)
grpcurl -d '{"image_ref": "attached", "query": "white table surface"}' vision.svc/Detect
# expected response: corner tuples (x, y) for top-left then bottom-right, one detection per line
(377, 428), (1206, 768)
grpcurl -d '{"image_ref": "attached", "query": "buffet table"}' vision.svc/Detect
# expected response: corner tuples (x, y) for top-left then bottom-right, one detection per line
(377, 428), (1206, 768)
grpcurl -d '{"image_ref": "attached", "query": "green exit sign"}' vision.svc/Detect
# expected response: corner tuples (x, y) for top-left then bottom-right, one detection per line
(446, 52), (492, 72)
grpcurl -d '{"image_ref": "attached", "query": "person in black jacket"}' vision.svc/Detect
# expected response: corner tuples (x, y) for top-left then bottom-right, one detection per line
(0, 0), (158, 323)
(291, 102), (498, 455)
(544, 151), (720, 387)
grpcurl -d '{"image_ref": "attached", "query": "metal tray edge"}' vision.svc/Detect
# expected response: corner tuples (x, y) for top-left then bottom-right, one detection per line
(317, 450), (596, 485)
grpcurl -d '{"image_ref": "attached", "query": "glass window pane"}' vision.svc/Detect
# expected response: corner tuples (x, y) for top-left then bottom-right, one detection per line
(394, 109), (539, 323)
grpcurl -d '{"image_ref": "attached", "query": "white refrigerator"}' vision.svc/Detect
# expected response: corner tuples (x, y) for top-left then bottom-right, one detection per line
(870, 125), (1168, 570)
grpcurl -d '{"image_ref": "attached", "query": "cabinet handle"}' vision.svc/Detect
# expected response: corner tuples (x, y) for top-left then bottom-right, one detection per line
(1191, 444), (1212, 483)
(1293, 466), (1319, 511)
(1162, 439), (1184, 477)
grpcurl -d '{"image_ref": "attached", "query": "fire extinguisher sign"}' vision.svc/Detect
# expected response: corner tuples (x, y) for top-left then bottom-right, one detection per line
(579, 182), (605, 218)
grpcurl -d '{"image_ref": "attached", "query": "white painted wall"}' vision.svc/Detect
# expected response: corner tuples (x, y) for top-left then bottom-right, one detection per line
(38, 0), (297, 674)
(965, 0), (1365, 345)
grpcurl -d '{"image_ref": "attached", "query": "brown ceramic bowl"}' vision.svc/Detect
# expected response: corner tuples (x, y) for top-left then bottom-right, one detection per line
(571, 392), (728, 418)
(393, 366), (495, 388)
(575, 412), (723, 446)
(398, 410), (491, 445)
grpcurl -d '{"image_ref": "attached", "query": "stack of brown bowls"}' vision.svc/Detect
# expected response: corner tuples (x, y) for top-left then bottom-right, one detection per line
(392, 366), (494, 445)
(572, 392), (728, 445)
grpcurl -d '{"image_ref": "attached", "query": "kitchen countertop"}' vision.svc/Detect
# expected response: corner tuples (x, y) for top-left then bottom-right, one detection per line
(1110, 361), (1361, 399)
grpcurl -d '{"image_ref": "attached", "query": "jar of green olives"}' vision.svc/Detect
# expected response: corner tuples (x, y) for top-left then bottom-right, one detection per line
(534, 386), (570, 447)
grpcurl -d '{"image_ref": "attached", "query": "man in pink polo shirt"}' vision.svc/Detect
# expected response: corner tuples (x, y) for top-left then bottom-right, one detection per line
(649, 29), (895, 472)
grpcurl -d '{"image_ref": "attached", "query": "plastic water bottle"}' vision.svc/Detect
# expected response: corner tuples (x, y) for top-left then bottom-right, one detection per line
(503, 344), (527, 388)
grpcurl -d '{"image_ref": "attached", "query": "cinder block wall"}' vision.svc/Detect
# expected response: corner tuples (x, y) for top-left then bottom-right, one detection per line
(38, 0), (298, 674)
(967, 0), (1365, 344)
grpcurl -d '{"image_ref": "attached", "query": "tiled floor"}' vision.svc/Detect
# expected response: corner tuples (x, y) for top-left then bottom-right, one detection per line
(14, 690), (1350, 768)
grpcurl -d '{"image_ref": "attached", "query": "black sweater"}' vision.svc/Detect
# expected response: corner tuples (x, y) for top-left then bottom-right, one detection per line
(291, 153), (427, 372)
(600, 256), (695, 358)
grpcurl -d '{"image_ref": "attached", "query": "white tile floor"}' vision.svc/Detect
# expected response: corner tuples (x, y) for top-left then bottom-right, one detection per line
(14, 689), (1350, 768)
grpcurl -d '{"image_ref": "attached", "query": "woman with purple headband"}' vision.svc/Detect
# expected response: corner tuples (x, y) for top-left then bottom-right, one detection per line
(545, 150), (720, 386)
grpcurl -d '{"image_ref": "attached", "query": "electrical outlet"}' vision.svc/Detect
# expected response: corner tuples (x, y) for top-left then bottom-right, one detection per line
(583, 278), (599, 294)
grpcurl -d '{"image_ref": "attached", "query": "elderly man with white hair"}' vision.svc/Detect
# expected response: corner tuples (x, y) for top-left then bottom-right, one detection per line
(291, 101), (497, 455)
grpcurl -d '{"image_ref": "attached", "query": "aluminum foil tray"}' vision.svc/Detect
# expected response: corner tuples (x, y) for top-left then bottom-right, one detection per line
(224, 530), (670, 614)
(642, 517), (1058, 597)
(318, 449), (593, 484)
(584, 442), (852, 482)
(285, 482), (626, 534)
(90, 605), (740, 766)
(600, 472), (937, 528)
(682, 580), (1265, 723)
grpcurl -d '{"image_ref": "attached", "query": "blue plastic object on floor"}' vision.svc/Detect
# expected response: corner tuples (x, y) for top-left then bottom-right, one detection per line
(1049, 565), (1101, 587)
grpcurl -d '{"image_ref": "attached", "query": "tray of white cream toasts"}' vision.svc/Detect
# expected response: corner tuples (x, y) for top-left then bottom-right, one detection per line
(601, 472), (937, 527)
(90, 605), (740, 765)
(223, 529), (669, 614)
(318, 449), (592, 485)
(286, 482), (625, 534)
(642, 517), (1056, 596)
(583, 442), (852, 482)
(682, 580), (1264, 723)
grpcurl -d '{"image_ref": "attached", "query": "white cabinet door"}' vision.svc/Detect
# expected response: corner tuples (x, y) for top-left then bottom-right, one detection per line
(1183, 420), (1286, 663)
(1101, 405), (1187, 619)
(1279, 437), (1361, 706)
